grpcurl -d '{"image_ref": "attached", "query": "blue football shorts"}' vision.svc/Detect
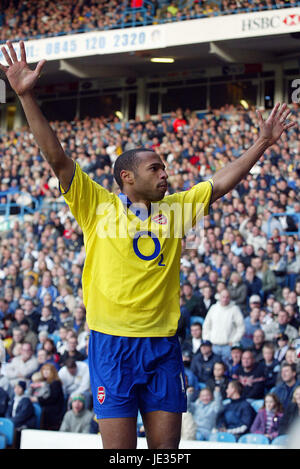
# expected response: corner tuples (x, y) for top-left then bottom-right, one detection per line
(88, 330), (187, 419)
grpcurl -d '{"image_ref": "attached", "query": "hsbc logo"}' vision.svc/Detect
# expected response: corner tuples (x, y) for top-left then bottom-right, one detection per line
(283, 14), (300, 26)
(97, 386), (105, 405)
(242, 15), (281, 31)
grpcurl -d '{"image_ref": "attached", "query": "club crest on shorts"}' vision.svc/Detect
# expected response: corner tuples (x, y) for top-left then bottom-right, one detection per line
(152, 214), (167, 225)
(97, 386), (105, 405)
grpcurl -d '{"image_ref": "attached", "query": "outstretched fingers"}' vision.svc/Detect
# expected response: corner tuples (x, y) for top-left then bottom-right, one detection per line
(6, 41), (18, 63)
(1, 45), (13, 67)
(267, 102), (281, 123)
(284, 121), (296, 131)
(34, 59), (47, 78)
(20, 41), (27, 63)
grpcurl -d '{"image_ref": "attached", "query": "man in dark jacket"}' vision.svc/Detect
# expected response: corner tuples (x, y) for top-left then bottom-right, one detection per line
(217, 380), (256, 438)
(273, 363), (300, 410)
(191, 341), (221, 384)
(232, 349), (266, 399)
(5, 380), (36, 429)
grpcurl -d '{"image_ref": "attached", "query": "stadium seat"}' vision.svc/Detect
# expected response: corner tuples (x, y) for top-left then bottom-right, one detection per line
(198, 382), (207, 390)
(33, 403), (42, 429)
(272, 435), (288, 446)
(0, 434), (6, 449)
(238, 433), (270, 445)
(190, 316), (204, 325)
(250, 399), (264, 412)
(208, 432), (236, 443)
(0, 418), (14, 446)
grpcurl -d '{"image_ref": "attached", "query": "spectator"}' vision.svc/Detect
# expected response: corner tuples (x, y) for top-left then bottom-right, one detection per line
(37, 271), (58, 303)
(19, 318), (38, 351)
(228, 272), (248, 313)
(232, 349), (266, 399)
(274, 333), (290, 363)
(191, 341), (221, 385)
(187, 386), (223, 441)
(5, 342), (39, 387)
(251, 328), (266, 363)
(58, 334), (85, 366)
(279, 385), (300, 436)
(55, 326), (69, 356)
(5, 380), (36, 447)
(181, 283), (201, 319)
(273, 363), (300, 410)
(197, 285), (216, 318)
(181, 322), (203, 356)
(216, 380), (256, 439)
(59, 394), (94, 433)
(202, 289), (245, 364)
(260, 342), (281, 393)
(206, 361), (230, 400)
(58, 358), (91, 406)
(30, 363), (65, 431)
(227, 343), (243, 378)
(244, 266), (262, 300)
(262, 309), (298, 343)
(250, 393), (284, 441)
(37, 305), (58, 335)
(241, 307), (261, 349)
(261, 260), (280, 301)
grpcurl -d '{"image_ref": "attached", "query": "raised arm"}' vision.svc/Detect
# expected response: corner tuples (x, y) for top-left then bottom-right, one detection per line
(0, 41), (74, 192)
(211, 103), (296, 203)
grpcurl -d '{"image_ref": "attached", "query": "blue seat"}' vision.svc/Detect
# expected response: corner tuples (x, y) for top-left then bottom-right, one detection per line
(190, 316), (204, 325)
(0, 418), (14, 446)
(209, 432), (236, 443)
(198, 382), (207, 390)
(250, 399), (264, 413)
(33, 403), (42, 429)
(238, 433), (270, 445)
(222, 398), (231, 405)
(0, 434), (6, 449)
(272, 435), (288, 446)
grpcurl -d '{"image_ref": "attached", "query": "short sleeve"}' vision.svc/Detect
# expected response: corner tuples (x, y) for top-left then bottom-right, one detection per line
(60, 162), (113, 234)
(169, 179), (213, 234)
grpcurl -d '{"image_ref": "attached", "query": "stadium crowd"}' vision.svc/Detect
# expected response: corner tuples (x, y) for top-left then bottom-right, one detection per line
(0, 0), (298, 43)
(0, 102), (299, 446)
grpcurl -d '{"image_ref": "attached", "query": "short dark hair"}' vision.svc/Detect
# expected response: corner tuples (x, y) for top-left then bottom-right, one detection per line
(113, 148), (154, 190)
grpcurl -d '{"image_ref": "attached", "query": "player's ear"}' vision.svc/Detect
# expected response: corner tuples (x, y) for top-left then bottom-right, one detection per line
(120, 169), (135, 186)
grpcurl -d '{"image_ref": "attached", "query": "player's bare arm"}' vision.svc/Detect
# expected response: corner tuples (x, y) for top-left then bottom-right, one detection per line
(0, 40), (74, 192)
(211, 103), (296, 204)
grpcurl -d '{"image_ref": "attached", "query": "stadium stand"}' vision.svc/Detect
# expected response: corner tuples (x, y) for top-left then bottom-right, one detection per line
(0, 0), (299, 43)
(0, 104), (299, 447)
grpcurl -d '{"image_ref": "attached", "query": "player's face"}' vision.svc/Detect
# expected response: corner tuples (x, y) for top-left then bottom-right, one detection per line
(133, 152), (168, 202)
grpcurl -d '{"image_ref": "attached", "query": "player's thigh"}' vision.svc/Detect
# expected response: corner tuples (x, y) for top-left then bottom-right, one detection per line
(99, 417), (138, 449)
(142, 410), (182, 449)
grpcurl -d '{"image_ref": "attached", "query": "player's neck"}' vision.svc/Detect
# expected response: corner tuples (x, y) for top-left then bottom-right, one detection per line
(123, 190), (151, 210)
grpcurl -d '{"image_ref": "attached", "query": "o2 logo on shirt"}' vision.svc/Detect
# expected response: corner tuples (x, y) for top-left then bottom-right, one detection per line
(133, 231), (165, 266)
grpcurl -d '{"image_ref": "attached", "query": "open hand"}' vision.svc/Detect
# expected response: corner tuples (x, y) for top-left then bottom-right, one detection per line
(257, 103), (296, 147)
(0, 41), (46, 96)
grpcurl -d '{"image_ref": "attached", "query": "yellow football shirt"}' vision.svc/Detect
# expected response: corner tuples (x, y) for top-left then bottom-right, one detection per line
(60, 162), (213, 337)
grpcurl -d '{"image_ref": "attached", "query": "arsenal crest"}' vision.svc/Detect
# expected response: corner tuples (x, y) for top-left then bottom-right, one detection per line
(152, 214), (167, 225)
(97, 386), (105, 405)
